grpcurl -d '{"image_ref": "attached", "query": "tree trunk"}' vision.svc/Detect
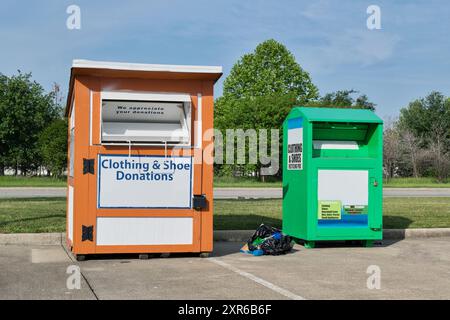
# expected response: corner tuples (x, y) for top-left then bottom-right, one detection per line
(385, 162), (393, 179)
(411, 154), (418, 178)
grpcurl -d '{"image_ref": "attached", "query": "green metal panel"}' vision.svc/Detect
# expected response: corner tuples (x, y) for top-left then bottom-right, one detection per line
(282, 107), (383, 244)
(282, 108), (309, 239)
(296, 107), (383, 123)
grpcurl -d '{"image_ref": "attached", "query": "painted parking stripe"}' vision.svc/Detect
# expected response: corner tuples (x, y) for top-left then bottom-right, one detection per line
(208, 258), (305, 300)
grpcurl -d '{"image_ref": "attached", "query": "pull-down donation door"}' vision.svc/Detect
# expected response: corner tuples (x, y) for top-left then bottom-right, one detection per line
(101, 96), (191, 145)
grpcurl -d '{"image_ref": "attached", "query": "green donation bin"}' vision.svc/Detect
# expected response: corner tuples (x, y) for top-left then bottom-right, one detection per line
(282, 107), (383, 248)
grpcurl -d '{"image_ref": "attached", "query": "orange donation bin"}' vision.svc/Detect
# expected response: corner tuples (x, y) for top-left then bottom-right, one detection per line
(65, 60), (222, 260)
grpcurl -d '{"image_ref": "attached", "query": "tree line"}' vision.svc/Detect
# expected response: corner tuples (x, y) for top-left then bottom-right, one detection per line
(0, 39), (448, 181)
(0, 72), (67, 177)
(384, 91), (450, 181)
(215, 39), (449, 181)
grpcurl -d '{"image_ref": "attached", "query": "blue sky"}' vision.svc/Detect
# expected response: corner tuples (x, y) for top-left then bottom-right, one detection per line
(1, 0), (449, 120)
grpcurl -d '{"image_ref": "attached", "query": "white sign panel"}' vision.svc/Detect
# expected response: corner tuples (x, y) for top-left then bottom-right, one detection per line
(96, 217), (193, 245)
(98, 155), (192, 208)
(287, 117), (303, 170)
(318, 170), (368, 206)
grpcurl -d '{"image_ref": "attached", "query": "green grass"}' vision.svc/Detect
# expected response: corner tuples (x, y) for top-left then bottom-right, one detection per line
(383, 177), (450, 188)
(383, 197), (450, 228)
(0, 176), (447, 188)
(216, 197), (450, 229)
(1, 197), (449, 233)
(214, 176), (282, 188)
(0, 176), (66, 188)
(214, 198), (283, 230)
(0, 197), (66, 233)
(214, 176), (449, 188)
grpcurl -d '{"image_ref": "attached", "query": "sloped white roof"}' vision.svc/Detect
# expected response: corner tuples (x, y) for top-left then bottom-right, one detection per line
(72, 59), (222, 74)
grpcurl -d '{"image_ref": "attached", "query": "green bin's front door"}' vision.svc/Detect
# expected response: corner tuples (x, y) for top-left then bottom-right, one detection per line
(314, 168), (378, 240)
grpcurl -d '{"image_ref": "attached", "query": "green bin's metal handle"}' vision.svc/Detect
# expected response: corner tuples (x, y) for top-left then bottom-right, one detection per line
(370, 177), (379, 187)
(330, 125), (358, 130)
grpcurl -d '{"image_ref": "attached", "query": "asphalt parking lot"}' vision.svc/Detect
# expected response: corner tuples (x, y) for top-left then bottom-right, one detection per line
(1, 238), (450, 300)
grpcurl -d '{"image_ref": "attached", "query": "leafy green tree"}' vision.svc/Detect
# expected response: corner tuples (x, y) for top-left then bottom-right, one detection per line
(307, 90), (376, 111)
(215, 94), (297, 177)
(392, 92), (450, 181)
(398, 91), (450, 149)
(38, 119), (68, 177)
(0, 72), (61, 175)
(0, 74), (7, 175)
(215, 93), (297, 133)
(222, 39), (318, 101)
(216, 39), (318, 178)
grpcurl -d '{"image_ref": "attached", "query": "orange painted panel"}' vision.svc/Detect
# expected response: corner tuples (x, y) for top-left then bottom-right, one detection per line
(72, 76), (96, 254)
(200, 81), (215, 252)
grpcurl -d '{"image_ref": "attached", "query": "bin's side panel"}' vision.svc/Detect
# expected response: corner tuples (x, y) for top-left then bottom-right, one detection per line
(200, 80), (214, 252)
(282, 109), (309, 239)
(191, 92), (202, 252)
(66, 97), (75, 248)
(370, 123), (383, 236)
(72, 76), (96, 254)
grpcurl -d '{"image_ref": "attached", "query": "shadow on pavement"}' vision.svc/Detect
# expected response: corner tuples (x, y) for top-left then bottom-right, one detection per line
(383, 216), (413, 229)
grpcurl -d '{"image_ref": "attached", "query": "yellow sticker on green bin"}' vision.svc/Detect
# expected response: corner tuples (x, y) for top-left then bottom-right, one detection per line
(318, 200), (342, 220)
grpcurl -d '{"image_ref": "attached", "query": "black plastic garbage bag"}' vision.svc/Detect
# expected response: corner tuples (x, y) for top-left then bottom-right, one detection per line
(260, 235), (294, 255)
(245, 224), (294, 256)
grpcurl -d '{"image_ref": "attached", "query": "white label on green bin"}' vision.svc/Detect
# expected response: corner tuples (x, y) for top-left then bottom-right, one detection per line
(287, 118), (303, 170)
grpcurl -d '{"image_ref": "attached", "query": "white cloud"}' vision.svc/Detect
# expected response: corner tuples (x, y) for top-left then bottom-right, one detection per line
(300, 0), (333, 20)
(297, 29), (400, 74)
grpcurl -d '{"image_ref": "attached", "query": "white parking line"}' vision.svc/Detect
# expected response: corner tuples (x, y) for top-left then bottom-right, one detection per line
(208, 257), (305, 300)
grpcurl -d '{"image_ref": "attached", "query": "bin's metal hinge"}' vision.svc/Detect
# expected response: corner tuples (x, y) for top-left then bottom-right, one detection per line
(82, 225), (94, 242)
(83, 158), (95, 175)
(193, 195), (207, 211)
